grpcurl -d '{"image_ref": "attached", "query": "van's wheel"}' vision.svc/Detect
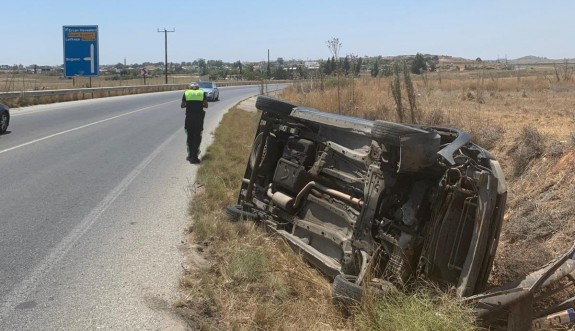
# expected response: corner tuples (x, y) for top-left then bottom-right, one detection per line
(249, 133), (279, 173)
(332, 274), (363, 303)
(332, 274), (396, 304)
(371, 120), (428, 146)
(0, 111), (8, 134)
(225, 204), (259, 221)
(255, 96), (296, 116)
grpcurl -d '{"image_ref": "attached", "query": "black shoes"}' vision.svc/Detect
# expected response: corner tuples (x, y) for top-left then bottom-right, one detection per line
(186, 156), (201, 164)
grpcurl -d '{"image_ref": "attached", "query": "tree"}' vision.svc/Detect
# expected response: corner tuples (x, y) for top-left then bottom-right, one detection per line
(343, 56), (350, 75)
(324, 58), (332, 75)
(371, 58), (379, 77)
(331, 56), (337, 73)
(233, 60), (243, 75)
(207, 60), (224, 68)
(197, 59), (207, 76)
(296, 65), (306, 79)
(410, 53), (427, 74)
(242, 64), (259, 80)
(274, 65), (288, 80)
(355, 57), (363, 76)
(327, 39), (342, 65)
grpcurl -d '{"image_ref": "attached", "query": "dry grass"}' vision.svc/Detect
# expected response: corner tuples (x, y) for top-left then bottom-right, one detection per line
(510, 126), (545, 176)
(0, 73), (200, 107)
(0, 73), (197, 91)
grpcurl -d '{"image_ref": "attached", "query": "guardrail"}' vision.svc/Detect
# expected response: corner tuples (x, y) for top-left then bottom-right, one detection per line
(0, 80), (290, 107)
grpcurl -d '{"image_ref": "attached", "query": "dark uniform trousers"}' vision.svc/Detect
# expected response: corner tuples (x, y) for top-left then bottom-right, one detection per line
(185, 109), (205, 158)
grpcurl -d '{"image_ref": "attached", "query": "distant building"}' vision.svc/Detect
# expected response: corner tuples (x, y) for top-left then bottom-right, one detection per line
(304, 61), (320, 69)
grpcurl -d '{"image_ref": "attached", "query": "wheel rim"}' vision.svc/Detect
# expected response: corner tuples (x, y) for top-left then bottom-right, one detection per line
(0, 113), (7, 131)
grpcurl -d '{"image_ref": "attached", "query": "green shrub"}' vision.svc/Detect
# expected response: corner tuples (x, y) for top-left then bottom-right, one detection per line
(356, 285), (479, 331)
(226, 248), (267, 283)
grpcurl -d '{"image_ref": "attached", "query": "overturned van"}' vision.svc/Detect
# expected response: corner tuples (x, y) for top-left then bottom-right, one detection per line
(227, 96), (507, 300)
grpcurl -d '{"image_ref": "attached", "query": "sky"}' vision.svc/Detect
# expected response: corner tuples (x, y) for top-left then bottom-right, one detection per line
(1, 0), (574, 66)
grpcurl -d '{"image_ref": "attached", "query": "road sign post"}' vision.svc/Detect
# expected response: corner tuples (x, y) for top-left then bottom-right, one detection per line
(63, 25), (99, 78)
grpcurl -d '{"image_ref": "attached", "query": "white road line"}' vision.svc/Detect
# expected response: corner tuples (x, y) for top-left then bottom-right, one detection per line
(0, 127), (181, 321)
(0, 100), (176, 156)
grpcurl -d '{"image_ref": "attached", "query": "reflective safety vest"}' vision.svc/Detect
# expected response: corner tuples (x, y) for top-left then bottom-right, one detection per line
(184, 89), (204, 101)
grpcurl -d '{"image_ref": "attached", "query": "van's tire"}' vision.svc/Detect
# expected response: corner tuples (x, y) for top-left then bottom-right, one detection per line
(332, 274), (397, 304)
(0, 110), (9, 134)
(332, 274), (363, 303)
(226, 204), (259, 221)
(249, 133), (279, 174)
(371, 120), (428, 146)
(255, 96), (296, 116)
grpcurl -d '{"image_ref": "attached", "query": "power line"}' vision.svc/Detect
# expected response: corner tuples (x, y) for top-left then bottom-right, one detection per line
(157, 28), (175, 84)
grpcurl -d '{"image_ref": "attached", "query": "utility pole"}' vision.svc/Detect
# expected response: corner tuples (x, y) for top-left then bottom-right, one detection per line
(157, 28), (175, 84)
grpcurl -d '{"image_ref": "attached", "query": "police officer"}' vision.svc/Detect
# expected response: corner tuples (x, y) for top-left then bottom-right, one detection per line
(181, 82), (208, 163)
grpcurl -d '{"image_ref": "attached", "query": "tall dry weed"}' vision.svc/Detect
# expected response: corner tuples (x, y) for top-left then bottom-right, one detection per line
(403, 61), (418, 123)
(390, 62), (404, 122)
(469, 123), (505, 150)
(510, 126), (545, 176)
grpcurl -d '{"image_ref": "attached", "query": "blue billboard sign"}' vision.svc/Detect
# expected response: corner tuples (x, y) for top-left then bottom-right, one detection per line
(63, 25), (99, 77)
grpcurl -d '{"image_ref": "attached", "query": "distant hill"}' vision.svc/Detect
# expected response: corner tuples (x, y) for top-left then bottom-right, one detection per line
(508, 56), (575, 64)
(437, 55), (474, 63)
(386, 54), (575, 65)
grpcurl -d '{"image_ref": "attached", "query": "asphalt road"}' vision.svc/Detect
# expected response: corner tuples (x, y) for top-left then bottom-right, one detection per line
(0, 85), (268, 330)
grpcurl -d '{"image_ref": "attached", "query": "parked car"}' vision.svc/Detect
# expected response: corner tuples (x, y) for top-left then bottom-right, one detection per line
(227, 96), (507, 301)
(198, 81), (219, 101)
(0, 103), (10, 134)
